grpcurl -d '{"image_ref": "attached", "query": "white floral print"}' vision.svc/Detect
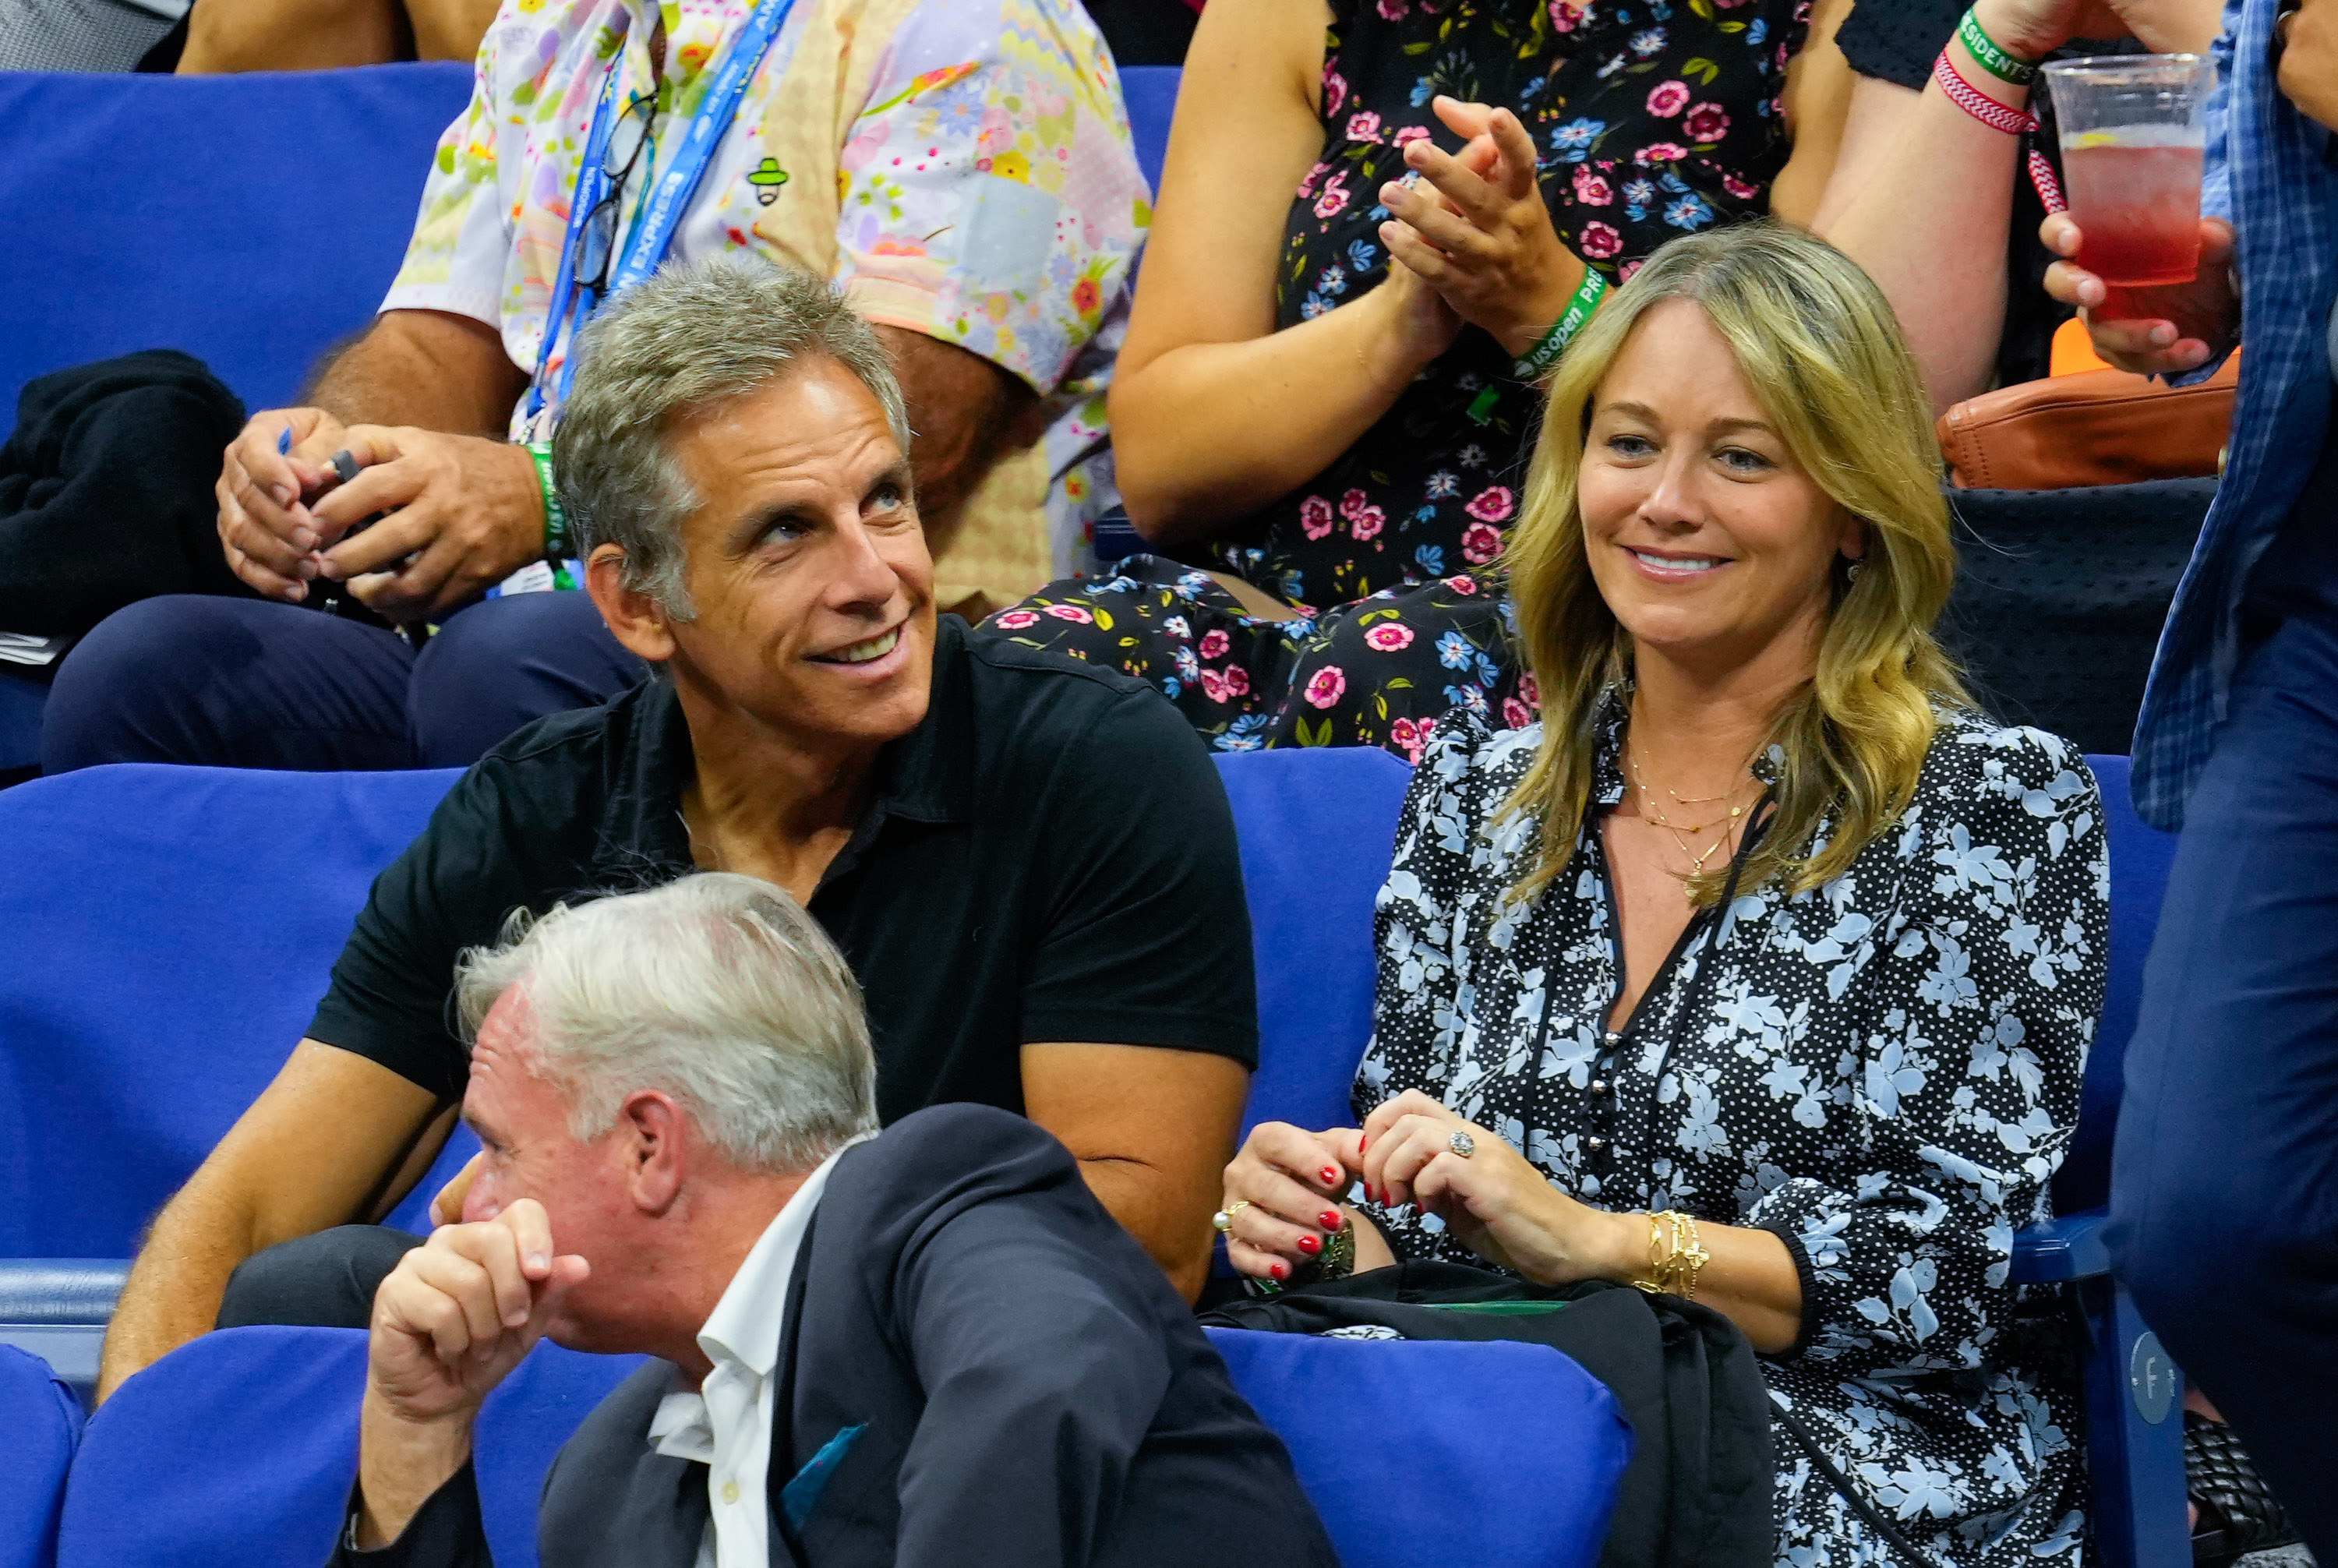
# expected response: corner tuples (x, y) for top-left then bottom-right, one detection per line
(1354, 694), (2106, 1566)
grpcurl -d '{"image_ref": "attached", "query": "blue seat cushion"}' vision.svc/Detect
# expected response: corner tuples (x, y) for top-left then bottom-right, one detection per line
(0, 1343), (79, 1568)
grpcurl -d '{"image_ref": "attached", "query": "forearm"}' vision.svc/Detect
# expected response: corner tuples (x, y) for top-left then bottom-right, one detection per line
(1818, 76), (2021, 412)
(97, 1185), (262, 1400)
(309, 311), (528, 437)
(356, 1390), (479, 1549)
(1111, 288), (1435, 549)
(874, 325), (1037, 559)
(1532, 1205), (1803, 1355)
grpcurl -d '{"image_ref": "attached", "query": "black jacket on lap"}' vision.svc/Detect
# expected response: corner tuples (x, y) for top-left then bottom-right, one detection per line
(0, 349), (248, 639)
(337, 1105), (1337, 1568)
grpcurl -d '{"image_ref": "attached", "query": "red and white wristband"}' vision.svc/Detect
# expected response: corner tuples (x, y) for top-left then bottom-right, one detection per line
(1933, 50), (2069, 214)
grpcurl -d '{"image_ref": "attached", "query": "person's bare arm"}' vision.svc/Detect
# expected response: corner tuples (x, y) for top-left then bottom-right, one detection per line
(1767, 0), (1859, 225)
(1107, 0), (1464, 550)
(1817, 0), (2223, 411)
(308, 309), (530, 436)
(1021, 1042), (1250, 1303)
(99, 1042), (443, 1402)
(178, 0), (404, 72)
(872, 325), (1039, 563)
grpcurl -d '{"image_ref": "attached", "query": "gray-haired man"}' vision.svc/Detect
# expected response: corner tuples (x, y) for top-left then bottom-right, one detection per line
(100, 258), (1259, 1399)
(337, 873), (1334, 1568)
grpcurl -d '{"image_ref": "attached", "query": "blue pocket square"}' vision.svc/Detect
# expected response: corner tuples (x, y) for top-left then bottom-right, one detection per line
(781, 1423), (866, 1532)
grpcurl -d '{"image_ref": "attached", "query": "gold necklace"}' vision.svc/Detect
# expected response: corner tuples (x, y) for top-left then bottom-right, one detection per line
(1627, 743), (1756, 877)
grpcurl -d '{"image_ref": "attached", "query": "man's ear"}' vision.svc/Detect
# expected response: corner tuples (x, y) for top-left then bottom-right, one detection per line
(618, 1089), (687, 1216)
(587, 545), (677, 664)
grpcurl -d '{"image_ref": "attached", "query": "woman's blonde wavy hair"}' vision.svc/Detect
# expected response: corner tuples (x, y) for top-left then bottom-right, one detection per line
(1499, 221), (1969, 908)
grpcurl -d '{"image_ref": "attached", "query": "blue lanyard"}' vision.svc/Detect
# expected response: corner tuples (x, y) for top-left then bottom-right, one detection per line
(524, 0), (797, 425)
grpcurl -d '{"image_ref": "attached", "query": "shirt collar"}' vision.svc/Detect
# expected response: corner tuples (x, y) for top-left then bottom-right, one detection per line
(697, 1132), (871, 1379)
(596, 616), (976, 884)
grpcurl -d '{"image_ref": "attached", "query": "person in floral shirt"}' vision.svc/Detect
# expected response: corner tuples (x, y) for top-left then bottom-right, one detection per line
(1217, 224), (2107, 1566)
(51, 0), (1144, 776)
(980, 0), (1844, 758)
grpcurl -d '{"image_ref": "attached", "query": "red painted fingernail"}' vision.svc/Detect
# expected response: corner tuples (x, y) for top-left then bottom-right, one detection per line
(1359, 1135), (1369, 1153)
(1321, 1210), (1344, 1230)
(1297, 1234), (1322, 1255)
(1271, 1262), (1289, 1281)
(1322, 1166), (1341, 1185)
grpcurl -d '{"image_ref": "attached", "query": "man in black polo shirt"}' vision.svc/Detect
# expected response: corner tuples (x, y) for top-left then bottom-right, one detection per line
(97, 256), (1257, 1399)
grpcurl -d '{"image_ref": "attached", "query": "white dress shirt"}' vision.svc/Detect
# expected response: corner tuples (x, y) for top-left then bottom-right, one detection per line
(645, 1135), (871, 1568)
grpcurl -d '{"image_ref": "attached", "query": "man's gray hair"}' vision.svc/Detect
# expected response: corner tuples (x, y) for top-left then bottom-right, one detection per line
(553, 254), (913, 620)
(454, 873), (878, 1175)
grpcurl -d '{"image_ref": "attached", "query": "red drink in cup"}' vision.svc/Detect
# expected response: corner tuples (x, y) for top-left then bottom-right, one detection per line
(2061, 133), (2208, 285)
(2044, 55), (2215, 288)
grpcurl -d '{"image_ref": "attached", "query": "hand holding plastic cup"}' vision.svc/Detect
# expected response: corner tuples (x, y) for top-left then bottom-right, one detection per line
(2044, 54), (2216, 287)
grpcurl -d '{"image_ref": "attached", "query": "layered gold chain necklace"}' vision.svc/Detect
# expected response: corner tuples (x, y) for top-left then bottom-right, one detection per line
(1626, 741), (1762, 877)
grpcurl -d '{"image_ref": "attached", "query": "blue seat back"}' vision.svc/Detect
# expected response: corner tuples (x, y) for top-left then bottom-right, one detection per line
(55, 1326), (637, 1568)
(0, 1344), (79, 1568)
(1118, 65), (1180, 198)
(0, 764), (464, 1257)
(1214, 749), (1413, 1138)
(0, 65), (471, 418)
(1206, 1326), (1630, 1568)
(2061, 754), (2178, 1213)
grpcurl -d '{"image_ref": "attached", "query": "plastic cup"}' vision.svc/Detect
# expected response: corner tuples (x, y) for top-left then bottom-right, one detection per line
(2043, 54), (2216, 287)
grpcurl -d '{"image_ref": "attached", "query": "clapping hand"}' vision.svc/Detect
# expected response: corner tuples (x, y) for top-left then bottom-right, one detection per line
(1376, 96), (1585, 360)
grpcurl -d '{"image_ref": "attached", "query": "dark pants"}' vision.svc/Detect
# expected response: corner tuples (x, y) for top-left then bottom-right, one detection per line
(41, 591), (645, 773)
(2109, 608), (2338, 1558)
(216, 1225), (424, 1330)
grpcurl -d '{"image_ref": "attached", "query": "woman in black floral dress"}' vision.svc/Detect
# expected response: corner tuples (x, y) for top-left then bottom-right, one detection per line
(980, 0), (1840, 756)
(1217, 227), (2103, 1563)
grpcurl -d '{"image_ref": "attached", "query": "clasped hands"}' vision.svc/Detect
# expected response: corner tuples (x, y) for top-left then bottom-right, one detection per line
(1369, 96), (1589, 365)
(1220, 1089), (1636, 1287)
(217, 408), (546, 622)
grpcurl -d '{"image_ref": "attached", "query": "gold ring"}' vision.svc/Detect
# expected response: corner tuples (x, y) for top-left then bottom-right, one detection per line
(1212, 1199), (1252, 1234)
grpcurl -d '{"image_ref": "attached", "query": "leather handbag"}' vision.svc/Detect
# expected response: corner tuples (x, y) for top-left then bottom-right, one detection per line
(1936, 354), (2240, 490)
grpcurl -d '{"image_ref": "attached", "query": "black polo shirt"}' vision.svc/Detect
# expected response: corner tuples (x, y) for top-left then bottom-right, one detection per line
(306, 616), (1258, 1118)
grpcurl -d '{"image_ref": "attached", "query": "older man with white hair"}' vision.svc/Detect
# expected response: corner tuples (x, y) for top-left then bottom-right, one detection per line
(101, 257), (1258, 1399)
(334, 873), (1333, 1568)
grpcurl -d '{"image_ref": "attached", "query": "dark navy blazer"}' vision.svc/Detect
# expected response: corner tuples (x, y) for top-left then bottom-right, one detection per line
(339, 1104), (1336, 1568)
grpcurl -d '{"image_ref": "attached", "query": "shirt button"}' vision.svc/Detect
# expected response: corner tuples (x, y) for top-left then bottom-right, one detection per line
(722, 1481), (741, 1506)
(1590, 1079), (1610, 1094)
(1587, 1135), (1606, 1151)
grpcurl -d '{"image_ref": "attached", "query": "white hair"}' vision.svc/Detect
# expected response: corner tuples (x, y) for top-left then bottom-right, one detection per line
(454, 873), (878, 1174)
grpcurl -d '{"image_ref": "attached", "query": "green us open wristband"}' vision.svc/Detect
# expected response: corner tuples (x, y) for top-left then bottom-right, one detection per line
(525, 442), (570, 561)
(1513, 267), (1610, 383)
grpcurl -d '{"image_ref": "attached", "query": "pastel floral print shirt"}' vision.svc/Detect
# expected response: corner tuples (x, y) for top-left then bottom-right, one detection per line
(1355, 701), (2106, 1566)
(383, 0), (1150, 555)
(1202, 0), (1811, 609)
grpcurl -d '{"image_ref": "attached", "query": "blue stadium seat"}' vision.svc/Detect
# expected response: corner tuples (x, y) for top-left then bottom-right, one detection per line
(0, 764), (465, 1261)
(1206, 1327), (1630, 1568)
(0, 1344), (79, 1568)
(1213, 747), (1412, 1139)
(0, 65), (472, 420)
(2008, 754), (2186, 1568)
(1118, 65), (1179, 204)
(55, 1326), (637, 1568)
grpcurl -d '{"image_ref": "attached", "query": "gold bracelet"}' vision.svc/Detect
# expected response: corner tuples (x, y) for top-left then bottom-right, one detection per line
(1630, 1210), (1712, 1301)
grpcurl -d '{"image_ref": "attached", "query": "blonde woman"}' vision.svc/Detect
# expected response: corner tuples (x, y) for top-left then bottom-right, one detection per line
(1217, 223), (2107, 1566)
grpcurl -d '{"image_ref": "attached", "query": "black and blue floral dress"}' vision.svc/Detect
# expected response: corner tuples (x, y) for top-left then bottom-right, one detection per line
(1356, 700), (2107, 1566)
(984, 0), (1812, 758)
